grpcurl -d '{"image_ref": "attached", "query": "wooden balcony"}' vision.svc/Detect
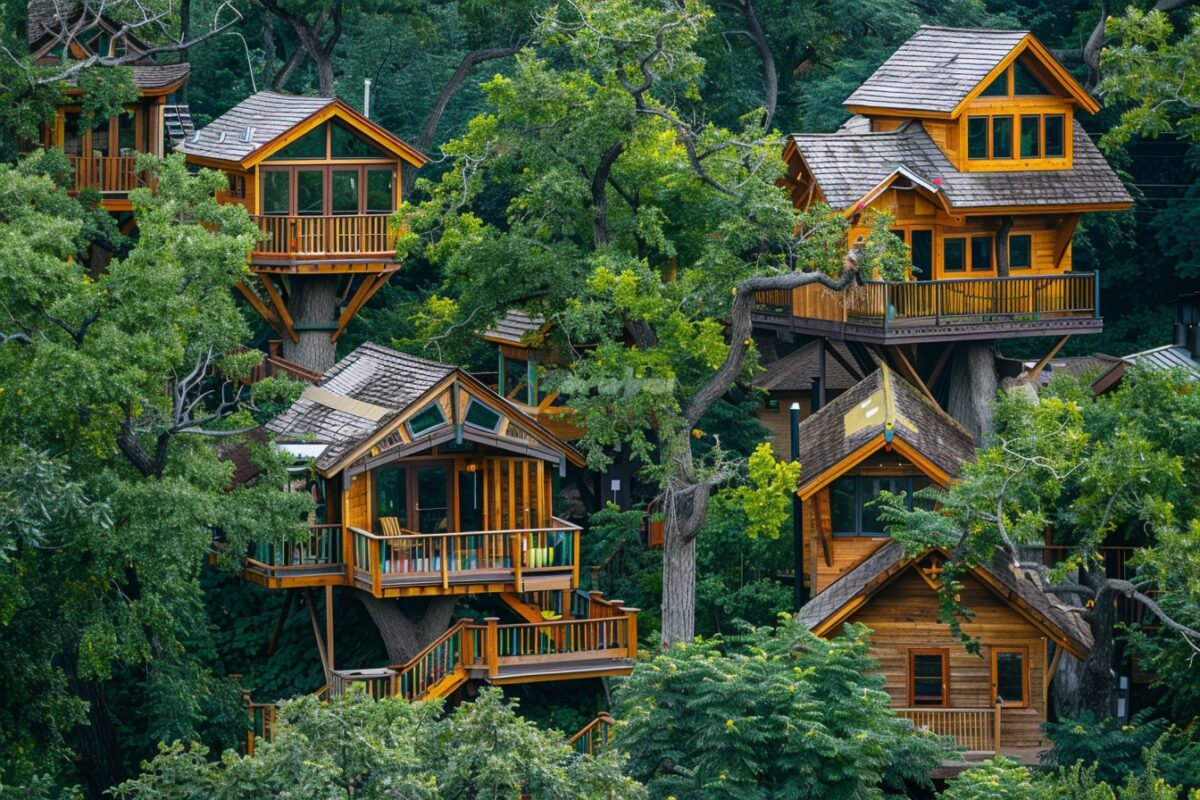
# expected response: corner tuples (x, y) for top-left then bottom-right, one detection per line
(897, 706), (1001, 754)
(250, 214), (396, 266)
(753, 272), (1102, 344)
(69, 155), (150, 194)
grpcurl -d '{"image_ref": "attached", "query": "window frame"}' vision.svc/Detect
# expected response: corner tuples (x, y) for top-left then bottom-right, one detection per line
(943, 236), (966, 273)
(991, 115), (1014, 159)
(463, 397), (504, 433)
(967, 116), (989, 160)
(1043, 114), (1066, 158)
(829, 474), (932, 537)
(405, 402), (449, 438)
(1008, 234), (1033, 270)
(991, 646), (1030, 708)
(1019, 114), (1041, 159)
(908, 648), (950, 708)
(970, 236), (994, 273)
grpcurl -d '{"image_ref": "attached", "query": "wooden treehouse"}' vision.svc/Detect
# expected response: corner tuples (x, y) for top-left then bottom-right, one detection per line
(794, 365), (1092, 760)
(755, 26), (1133, 402)
(243, 342), (637, 696)
(23, 1), (192, 213)
(177, 92), (428, 372)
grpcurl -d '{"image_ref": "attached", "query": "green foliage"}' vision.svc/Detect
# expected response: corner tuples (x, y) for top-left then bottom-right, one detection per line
(727, 443), (802, 541)
(1044, 712), (1200, 792)
(939, 759), (1053, 800)
(112, 688), (645, 800)
(613, 617), (951, 798)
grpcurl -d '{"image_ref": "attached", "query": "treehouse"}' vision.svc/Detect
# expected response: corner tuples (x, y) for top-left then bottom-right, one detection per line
(245, 342), (637, 691)
(23, 1), (192, 212)
(795, 366), (1091, 758)
(757, 26), (1132, 350)
(176, 92), (428, 372)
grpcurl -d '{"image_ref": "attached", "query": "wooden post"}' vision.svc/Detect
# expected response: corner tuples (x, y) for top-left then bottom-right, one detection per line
(440, 537), (449, 590)
(589, 590), (604, 620)
(512, 533), (524, 592)
(325, 585), (334, 673)
(993, 702), (1002, 755)
(622, 608), (639, 659)
(371, 537), (382, 597)
(572, 528), (580, 589)
(461, 621), (475, 666)
(485, 617), (499, 677)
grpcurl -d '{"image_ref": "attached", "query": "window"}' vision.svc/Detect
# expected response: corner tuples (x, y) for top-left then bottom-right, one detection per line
(117, 112), (136, 155)
(263, 171), (290, 215)
(1013, 60), (1051, 95)
(991, 116), (1013, 159)
(464, 398), (502, 432)
(1044, 115), (1065, 157)
(992, 647), (1028, 707)
(971, 236), (994, 272)
(967, 117), (988, 160)
(406, 403), (448, 437)
(374, 466), (408, 528)
(1008, 235), (1032, 269)
(1020, 115), (1041, 158)
(271, 126), (326, 160)
(890, 229), (906, 245)
(227, 174), (246, 199)
(331, 120), (389, 159)
(829, 475), (933, 536)
(296, 170), (325, 215)
(366, 169), (395, 212)
(980, 72), (1008, 97)
(331, 170), (359, 215)
(943, 237), (966, 273)
(909, 649), (949, 706)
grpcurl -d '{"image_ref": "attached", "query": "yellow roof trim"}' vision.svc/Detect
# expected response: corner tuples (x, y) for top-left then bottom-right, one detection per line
(951, 35), (1100, 118)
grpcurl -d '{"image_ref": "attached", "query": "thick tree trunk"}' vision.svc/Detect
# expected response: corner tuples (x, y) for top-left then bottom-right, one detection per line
(67, 668), (123, 799)
(945, 342), (997, 442)
(995, 216), (1014, 277)
(355, 593), (457, 664)
(660, 523), (698, 646)
(280, 279), (338, 374)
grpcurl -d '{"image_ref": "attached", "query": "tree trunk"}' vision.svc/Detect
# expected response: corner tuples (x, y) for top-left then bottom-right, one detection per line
(355, 593), (457, 663)
(417, 46), (522, 151)
(945, 342), (997, 442)
(660, 519), (698, 646)
(280, 278), (338, 373)
(314, 52), (335, 96)
(67, 668), (123, 799)
(995, 216), (1014, 278)
(179, 0), (192, 104)
(1077, 573), (1118, 718)
(737, 0), (777, 128)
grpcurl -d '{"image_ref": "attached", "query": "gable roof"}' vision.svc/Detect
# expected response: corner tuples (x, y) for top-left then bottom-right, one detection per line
(798, 541), (1093, 658)
(754, 340), (860, 393)
(788, 119), (1132, 212)
(1124, 344), (1200, 380)
(484, 309), (547, 346)
(797, 366), (975, 496)
(843, 26), (1094, 116)
(175, 91), (427, 168)
(265, 342), (582, 474)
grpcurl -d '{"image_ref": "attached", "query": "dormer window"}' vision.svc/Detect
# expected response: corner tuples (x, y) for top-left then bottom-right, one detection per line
(976, 58), (1054, 100)
(967, 113), (1065, 162)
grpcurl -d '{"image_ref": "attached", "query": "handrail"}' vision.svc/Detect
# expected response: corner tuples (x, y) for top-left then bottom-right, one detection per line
(68, 154), (148, 193)
(348, 517), (582, 541)
(567, 712), (617, 755)
(251, 213), (396, 257)
(896, 705), (1001, 753)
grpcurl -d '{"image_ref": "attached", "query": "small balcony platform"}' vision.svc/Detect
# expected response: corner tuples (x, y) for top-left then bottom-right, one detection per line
(754, 272), (1101, 345)
(249, 214), (397, 270)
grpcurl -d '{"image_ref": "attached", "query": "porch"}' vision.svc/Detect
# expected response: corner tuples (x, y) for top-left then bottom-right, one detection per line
(754, 272), (1101, 344)
(250, 213), (396, 263)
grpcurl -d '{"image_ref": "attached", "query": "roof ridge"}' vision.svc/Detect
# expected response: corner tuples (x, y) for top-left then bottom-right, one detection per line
(353, 341), (457, 371)
(915, 24), (1030, 34)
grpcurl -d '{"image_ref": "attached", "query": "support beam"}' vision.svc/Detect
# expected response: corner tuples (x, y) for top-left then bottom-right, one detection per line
(926, 342), (956, 391)
(1027, 335), (1071, 381)
(304, 589), (330, 679)
(823, 338), (863, 382)
(235, 281), (281, 331)
(886, 345), (938, 405)
(264, 590), (293, 658)
(845, 341), (878, 377)
(332, 271), (395, 342)
(816, 339), (827, 408)
(325, 585), (335, 673)
(1053, 214), (1083, 270)
(259, 274), (299, 344)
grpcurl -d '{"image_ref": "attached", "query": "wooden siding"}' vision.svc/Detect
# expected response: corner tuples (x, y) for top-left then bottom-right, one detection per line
(346, 472), (370, 530)
(846, 568), (1050, 751)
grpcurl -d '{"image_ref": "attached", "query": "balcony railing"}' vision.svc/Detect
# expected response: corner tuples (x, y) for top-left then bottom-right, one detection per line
(246, 523), (342, 575)
(348, 519), (581, 595)
(251, 214), (395, 259)
(897, 705), (1001, 753)
(755, 272), (1099, 335)
(69, 155), (149, 194)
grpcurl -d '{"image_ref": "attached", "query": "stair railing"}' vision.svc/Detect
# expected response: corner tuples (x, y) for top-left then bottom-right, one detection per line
(567, 712), (617, 756)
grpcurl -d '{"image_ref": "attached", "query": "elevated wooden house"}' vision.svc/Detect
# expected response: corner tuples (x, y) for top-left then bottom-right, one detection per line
(247, 342), (636, 698)
(23, 1), (191, 212)
(177, 92), (428, 372)
(794, 365), (1091, 758)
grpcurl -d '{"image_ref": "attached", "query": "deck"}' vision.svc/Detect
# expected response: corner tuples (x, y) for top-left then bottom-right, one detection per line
(250, 214), (397, 267)
(753, 272), (1101, 344)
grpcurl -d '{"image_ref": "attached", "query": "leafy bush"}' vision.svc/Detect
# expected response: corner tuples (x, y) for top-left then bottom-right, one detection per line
(1044, 711), (1200, 791)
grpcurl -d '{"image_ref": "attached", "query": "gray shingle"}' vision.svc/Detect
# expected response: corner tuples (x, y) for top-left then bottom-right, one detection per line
(844, 26), (1030, 114)
(484, 309), (546, 345)
(1123, 345), (1200, 379)
(754, 340), (859, 392)
(790, 119), (1131, 211)
(175, 91), (336, 164)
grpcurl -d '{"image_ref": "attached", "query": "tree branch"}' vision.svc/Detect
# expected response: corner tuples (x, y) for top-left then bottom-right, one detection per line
(417, 45), (524, 151)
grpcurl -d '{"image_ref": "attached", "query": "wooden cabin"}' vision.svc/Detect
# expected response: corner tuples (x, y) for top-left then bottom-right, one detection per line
(176, 92), (428, 371)
(800, 543), (1092, 759)
(23, 1), (192, 212)
(757, 26), (1132, 346)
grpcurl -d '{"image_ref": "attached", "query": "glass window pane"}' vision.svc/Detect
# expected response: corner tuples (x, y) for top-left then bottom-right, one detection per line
(374, 467), (407, 529)
(458, 469), (483, 532)
(991, 116), (1013, 158)
(1044, 115), (1065, 157)
(118, 111), (136, 155)
(271, 124), (326, 159)
(296, 170), (324, 216)
(1013, 60), (1051, 95)
(331, 170), (359, 214)
(503, 355), (527, 401)
(1020, 115), (1040, 159)
(464, 399), (502, 431)
(995, 651), (1025, 704)
(331, 120), (388, 159)
(860, 476), (905, 535)
(980, 72), (1008, 97)
(1009, 235), (1032, 269)
(263, 171), (290, 215)
(407, 403), (448, 436)
(912, 653), (945, 705)
(910, 230), (932, 278)
(63, 112), (82, 156)
(416, 466), (449, 533)
(830, 477), (858, 535)
(89, 116), (110, 156)
(366, 169), (394, 212)
(967, 117), (988, 160)
(943, 237), (966, 272)
(971, 236), (993, 272)
(911, 476), (935, 511)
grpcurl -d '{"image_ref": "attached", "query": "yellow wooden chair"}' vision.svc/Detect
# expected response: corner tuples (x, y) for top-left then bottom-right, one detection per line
(378, 517), (410, 572)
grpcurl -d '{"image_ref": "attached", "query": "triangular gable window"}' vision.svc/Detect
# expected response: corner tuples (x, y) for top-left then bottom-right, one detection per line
(979, 72), (1007, 97)
(1013, 59), (1052, 96)
(331, 120), (390, 159)
(270, 124), (327, 160)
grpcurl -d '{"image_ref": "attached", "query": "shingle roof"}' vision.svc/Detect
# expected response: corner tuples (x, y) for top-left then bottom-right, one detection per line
(754, 340), (860, 392)
(797, 367), (975, 491)
(790, 119), (1131, 211)
(844, 26), (1031, 114)
(27, 0), (65, 46)
(175, 91), (337, 163)
(798, 541), (1093, 656)
(265, 342), (455, 471)
(1123, 345), (1200, 379)
(484, 309), (547, 346)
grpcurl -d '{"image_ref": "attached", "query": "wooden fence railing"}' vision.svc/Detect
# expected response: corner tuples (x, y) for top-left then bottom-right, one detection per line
(252, 214), (395, 258)
(247, 524), (342, 572)
(69, 155), (148, 193)
(896, 705), (1001, 753)
(568, 713), (616, 756)
(755, 273), (1099, 329)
